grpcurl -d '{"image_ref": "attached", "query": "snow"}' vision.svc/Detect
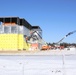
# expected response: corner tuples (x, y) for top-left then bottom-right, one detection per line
(0, 48), (76, 75)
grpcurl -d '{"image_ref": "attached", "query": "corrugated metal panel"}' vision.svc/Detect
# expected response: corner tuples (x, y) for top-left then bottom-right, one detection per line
(0, 25), (4, 33)
(4, 26), (11, 33)
(23, 26), (30, 36)
(11, 26), (18, 33)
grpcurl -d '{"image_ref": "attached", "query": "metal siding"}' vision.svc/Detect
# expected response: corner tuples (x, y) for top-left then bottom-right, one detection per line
(23, 26), (30, 36)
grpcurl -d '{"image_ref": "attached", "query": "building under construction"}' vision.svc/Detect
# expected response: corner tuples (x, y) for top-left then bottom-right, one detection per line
(0, 17), (42, 51)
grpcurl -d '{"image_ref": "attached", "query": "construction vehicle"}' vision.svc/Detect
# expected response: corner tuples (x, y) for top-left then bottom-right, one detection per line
(54, 30), (76, 49)
(40, 39), (51, 50)
(41, 45), (51, 50)
(41, 30), (76, 50)
(57, 30), (76, 44)
(40, 30), (76, 50)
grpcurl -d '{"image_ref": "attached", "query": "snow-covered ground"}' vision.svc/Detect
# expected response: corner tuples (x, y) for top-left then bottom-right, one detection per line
(0, 48), (76, 75)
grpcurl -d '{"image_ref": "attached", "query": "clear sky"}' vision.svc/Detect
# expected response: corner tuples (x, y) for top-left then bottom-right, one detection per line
(0, 0), (76, 43)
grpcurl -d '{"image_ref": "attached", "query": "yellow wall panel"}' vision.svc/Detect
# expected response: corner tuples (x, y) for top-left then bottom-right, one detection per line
(0, 34), (18, 51)
(0, 34), (30, 51)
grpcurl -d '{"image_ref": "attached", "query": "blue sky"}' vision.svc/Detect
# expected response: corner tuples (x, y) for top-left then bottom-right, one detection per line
(0, 0), (76, 43)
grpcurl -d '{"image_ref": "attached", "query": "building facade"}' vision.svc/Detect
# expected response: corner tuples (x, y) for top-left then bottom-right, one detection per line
(0, 17), (42, 51)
